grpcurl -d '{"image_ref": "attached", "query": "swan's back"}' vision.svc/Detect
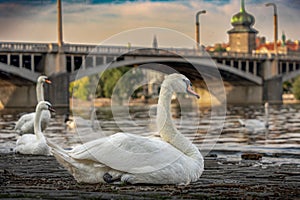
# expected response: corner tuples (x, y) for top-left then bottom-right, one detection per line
(49, 132), (203, 184)
(15, 110), (51, 134)
(15, 112), (35, 132)
(67, 132), (201, 175)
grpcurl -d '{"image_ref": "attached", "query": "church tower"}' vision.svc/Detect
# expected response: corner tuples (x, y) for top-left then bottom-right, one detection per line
(227, 0), (258, 53)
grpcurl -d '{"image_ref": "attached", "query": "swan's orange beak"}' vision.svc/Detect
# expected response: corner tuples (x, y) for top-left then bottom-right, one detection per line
(45, 79), (52, 84)
(187, 85), (200, 99)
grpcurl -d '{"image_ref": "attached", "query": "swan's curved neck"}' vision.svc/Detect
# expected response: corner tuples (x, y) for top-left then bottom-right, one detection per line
(34, 106), (45, 141)
(157, 84), (201, 161)
(36, 81), (44, 102)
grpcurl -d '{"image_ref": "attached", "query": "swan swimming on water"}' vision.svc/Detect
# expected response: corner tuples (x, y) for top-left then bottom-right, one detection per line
(14, 76), (52, 134)
(64, 107), (99, 131)
(14, 101), (55, 155)
(238, 102), (269, 133)
(47, 73), (204, 185)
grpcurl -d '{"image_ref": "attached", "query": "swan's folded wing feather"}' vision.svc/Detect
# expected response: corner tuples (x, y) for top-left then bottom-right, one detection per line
(69, 132), (185, 173)
(16, 134), (35, 145)
(15, 112), (35, 131)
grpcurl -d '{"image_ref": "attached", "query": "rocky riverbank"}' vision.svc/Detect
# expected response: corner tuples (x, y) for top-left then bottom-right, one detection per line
(1, 152), (299, 199)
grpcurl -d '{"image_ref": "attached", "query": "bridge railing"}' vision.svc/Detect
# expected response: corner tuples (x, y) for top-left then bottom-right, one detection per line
(1, 41), (300, 60)
(209, 51), (269, 59)
(0, 42), (50, 53)
(63, 44), (135, 55)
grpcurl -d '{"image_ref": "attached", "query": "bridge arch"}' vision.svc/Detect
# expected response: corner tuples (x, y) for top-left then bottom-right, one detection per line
(0, 62), (41, 83)
(70, 57), (262, 85)
(282, 70), (300, 82)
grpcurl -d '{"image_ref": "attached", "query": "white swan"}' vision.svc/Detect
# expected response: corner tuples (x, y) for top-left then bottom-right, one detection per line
(65, 107), (99, 131)
(14, 76), (52, 134)
(238, 102), (269, 132)
(14, 101), (54, 155)
(48, 73), (203, 185)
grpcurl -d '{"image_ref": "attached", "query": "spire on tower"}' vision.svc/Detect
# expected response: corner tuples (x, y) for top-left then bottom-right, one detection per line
(240, 0), (245, 12)
(152, 35), (158, 49)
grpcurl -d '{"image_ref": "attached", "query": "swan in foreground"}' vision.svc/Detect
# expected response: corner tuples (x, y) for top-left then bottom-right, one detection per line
(48, 73), (203, 185)
(14, 76), (52, 134)
(238, 102), (269, 133)
(14, 101), (54, 155)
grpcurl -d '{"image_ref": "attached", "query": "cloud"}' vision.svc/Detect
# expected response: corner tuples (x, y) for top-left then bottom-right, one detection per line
(0, 0), (299, 46)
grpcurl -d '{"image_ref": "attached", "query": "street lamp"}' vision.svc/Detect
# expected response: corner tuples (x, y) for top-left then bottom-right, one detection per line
(195, 10), (206, 49)
(57, 0), (63, 47)
(265, 3), (278, 54)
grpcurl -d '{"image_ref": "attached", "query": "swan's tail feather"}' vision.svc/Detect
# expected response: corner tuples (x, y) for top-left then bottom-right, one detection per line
(47, 139), (103, 183)
(47, 139), (66, 154)
(14, 121), (22, 133)
(46, 139), (79, 175)
(238, 119), (245, 127)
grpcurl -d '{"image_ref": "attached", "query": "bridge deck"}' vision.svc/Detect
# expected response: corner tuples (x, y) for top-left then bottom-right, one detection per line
(1, 152), (299, 199)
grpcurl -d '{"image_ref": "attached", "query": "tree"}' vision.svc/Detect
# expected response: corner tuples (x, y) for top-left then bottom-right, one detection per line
(283, 80), (292, 94)
(99, 67), (126, 98)
(70, 67), (145, 100)
(292, 76), (300, 100)
(69, 77), (90, 100)
(214, 44), (226, 52)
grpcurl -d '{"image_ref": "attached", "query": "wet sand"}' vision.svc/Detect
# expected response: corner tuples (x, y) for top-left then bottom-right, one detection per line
(1, 152), (299, 199)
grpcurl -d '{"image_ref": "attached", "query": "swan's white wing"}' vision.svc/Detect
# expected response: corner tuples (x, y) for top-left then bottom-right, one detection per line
(69, 132), (186, 174)
(15, 112), (35, 132)
(16, 134), (35, 145)
(15, 110), (51, 134)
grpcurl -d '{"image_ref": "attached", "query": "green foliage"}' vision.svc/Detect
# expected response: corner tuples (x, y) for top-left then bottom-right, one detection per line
(70, 67), (145, 100)
(292, 76), (300, 100)
(283, 81), (292, 94)
(98, 67), (130, 98)
(69, 76), (91, 100)
(214, 44), (226, 52)
(111, 68), (144, 100)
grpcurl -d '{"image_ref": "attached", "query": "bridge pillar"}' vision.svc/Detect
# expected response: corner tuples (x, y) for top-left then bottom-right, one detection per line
(19, 54), (23, 68)
(262, 58), (278, 79)
(7, 53), (11, 65)
(31, 54), (35, 71)
(44, 52), (66, 75)
(44, 48), (69, 110)
(262, 58), (282, 103)
(45, 73), (69, 113)
(263, 76), (283, 103)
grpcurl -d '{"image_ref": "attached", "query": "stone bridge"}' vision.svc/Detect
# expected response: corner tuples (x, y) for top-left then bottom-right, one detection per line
(0, 42), (300, 108)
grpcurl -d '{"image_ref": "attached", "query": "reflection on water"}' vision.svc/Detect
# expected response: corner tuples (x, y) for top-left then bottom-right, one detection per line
(1, 104), (300, 163)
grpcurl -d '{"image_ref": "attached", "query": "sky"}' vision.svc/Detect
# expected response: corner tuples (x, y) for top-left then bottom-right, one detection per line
(0, 0), (299, 48)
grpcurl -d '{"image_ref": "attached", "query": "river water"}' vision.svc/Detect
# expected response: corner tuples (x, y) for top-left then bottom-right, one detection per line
(1, 103), (300, 166)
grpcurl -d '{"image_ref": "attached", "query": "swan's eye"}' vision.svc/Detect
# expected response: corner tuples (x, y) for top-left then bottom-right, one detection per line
(183, 79), (192, 87)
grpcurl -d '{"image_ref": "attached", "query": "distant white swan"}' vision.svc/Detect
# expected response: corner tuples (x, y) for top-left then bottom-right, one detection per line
(14, 101), (54, 155)
(48, 73), (204, 185)
(14, 76), (52, 134)
(64, 107), (98, 131)
(238, 102), (269, 132)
